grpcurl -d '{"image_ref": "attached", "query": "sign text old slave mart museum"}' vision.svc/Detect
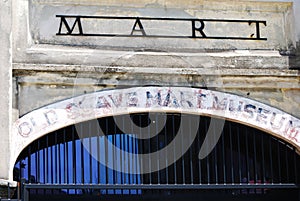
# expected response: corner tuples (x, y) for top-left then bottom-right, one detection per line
(13, 87), (300, 173)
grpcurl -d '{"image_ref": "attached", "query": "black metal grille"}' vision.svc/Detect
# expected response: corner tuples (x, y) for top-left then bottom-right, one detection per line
(14, 113), (300, 201)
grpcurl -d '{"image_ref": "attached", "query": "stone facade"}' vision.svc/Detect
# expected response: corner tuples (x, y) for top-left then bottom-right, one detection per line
(12, 0), (300, 119)
(0, 0), (13, 191)
(0, 1), (300, 196)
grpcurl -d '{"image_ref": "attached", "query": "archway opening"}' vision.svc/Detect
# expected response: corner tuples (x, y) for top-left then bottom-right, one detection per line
(14, 113), (300, 201)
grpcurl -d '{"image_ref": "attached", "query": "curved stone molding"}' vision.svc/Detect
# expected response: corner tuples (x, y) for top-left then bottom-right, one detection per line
(11, 87), (300, 166)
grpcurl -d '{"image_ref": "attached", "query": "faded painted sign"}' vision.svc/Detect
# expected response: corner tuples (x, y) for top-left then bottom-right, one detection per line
(12, 87), (300, 162)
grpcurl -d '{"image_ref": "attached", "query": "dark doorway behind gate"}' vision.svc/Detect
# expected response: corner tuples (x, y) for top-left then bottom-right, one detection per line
(14, 113), (300, 201)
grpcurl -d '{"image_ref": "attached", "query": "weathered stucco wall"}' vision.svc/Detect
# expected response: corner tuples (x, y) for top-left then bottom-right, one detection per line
(11, 0), (300, 117)
(13, 63), (300, 119)
(12, 0), (297, 64)
(30, 1), (290, 49)
(249, 0), (300, 41)
(0, 0), (13, 185)
(8, 0), (300, 181)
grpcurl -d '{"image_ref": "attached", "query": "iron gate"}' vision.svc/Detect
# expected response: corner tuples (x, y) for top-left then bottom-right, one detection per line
(14, 113), (300, 201)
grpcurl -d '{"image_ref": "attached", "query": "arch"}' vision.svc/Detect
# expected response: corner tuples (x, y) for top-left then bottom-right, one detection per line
(13, 113), (300, 201)
(11, 87), (300, 180)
